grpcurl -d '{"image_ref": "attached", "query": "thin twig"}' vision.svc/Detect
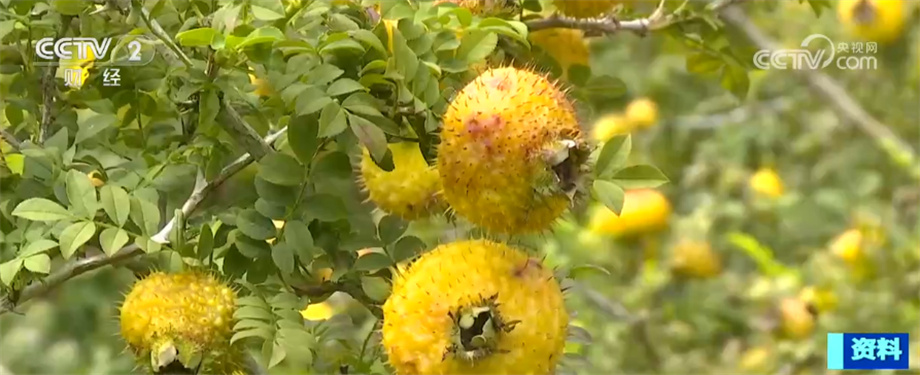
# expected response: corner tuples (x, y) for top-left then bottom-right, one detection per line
(216, 98), (274, 162)
(718, 5), (920, 181)
(0, 128), (22, 151)
(525, 0), (744, 35)
(38, 15), (73, 144)
(0, 128), (288, 316)
(136, 4), (194, 69)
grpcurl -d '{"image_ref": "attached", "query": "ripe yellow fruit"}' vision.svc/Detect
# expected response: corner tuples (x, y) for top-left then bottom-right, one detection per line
(359, 142), (445, 221)
(249, 73), (272, 97)
(433, 0), (521, 17)
(87, 170), (105, 187)
(382, 240), (568, 374)
(778, 297), (815, 340)
(528, 28), (589, 79)
(553, 0), (618, 18)
(670, 239), (722, 279)
(624, 97), (658, 129)
(749, 167), (784, 198)
(830, 228), (864, 264)
(301, 302), (335, 321)
(737, 345), (774, 373)
(592, 113), (633, 142)
(588, 189), (671, 237)
(838, 0), (906, 44)
(438, 67), (589, 235)
(120, 271), (237, 373)
(798, 286), (838, 313)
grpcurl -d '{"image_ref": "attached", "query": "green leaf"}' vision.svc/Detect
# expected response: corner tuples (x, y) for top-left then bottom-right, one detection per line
(130, 197), (161, 235)
(197, 224), (214, 260)
(99, 227), (130, 257)
(235, 304), (273, 321)
(327, 78), (367, 96)
(287, 115), (321, 165)
(295, 88), (333, 116)
(19, 239), (59, 257)
(342, 92), (384, 118)
(568, 264), (611, 280)
(283, 220), (314, 261)
(348, 114), (387, 163)
(307, 64), (345, 85)
(354, 252), (392, 272)
(23, 254), (50, 274)
(199, 89), (220, 130)
(727, 232), (791, 277)
(592, 180), (625, 216)
(176, 27), (219, 47)
(318, 102), (348, 138)
(251, 5), (284, 20)
(610, 165), (669, 189)
(234, 234), (272, 259)
(135, 236), (162, 253)
(351, 29), (386, 54)
(272, 241), (295, 275)
(258, 153), (305, 187)
(237, 26), (285, 49)
(65, 170), (98, 219)
(377, 215), (406, 245)
(230, 327), (274, 346)
(59, 221), (96, 259)
(99, 185), (131, 227)
(237, 209), (276, 241)
(595, 135), (631, 178)
(12, 198), (72, 222)
(685, 52), (724, 74)
(582, 75), (627, 100)
(75, 110), (116, 144)
(303, 194), (348, 222)
(361, 276), (391, 302)
(390, 236), (426, 263)
(320, 38), (365, 55)
(0, 259), (23, 287)
(266, 338), (286, 369)
(721, 64), (750, 100)
(456, 30), (498, 63)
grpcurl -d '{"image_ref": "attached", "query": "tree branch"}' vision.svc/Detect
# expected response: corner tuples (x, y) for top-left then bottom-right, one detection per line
(718, 5), (920, 181)
(38, 15), (74, 144)
(525, 0), (744, 36)
(0, 128), (22, 151)
(0, 128), (288, 316)
(216, 98), (274, 162)
(135, 3), (194, 69)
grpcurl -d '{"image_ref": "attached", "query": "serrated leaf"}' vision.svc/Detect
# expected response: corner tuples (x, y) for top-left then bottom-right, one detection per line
(569, 264), (611, 280)
(59, 221), (96, 259)
(234, 319), (273, 332)
(283, 220), (314, 261)
(65, 170), (98, 219)
(456, 30), (498, 63)
(0, 259), (23, 286)
(130, 197), (160, 235)
(235, 305), (274, 321)
(19, 239), (58, 257)
(349, 114), (387, 163)
(100, 185), (130, 227)
(610, 165), (669, 189)
(258, 153), (305, 186)
(377, 215), (406, 245)
(12, 198), (72, 222)
(23, 254), (50, 274)
(99, 227), (130, 257)
(231, 327), (274, 345)
(295, 88), (333, 116)
(354, 252), (392, 272)
(238, 209), (276, 240)
(303, 194), (347, 222)
(318, 102), (348, 138)
(351, 29), (386, 54)
(593, 180), (625, 215)
(272, 241), (295, 275)
(595, 135), (631, 178)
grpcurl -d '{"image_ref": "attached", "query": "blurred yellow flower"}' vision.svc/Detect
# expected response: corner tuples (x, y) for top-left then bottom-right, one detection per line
(301, 302), (335, 321)
(249, 73), (273, 97)
(624, 97), (659, 129)
(588, 189), (671, 238)
(830, 228), (863, 264)
(87, 170), (105, 187)
(779, 297), (815, 340)
(749, 168), (784, 198)
(738, 345), (774, 373)
(798, 286), (838, 313)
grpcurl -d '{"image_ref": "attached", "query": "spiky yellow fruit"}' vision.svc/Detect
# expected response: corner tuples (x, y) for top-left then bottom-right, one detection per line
(433, 0), (521, 17)
(438, 67), (590, 234)
(749, 167), (784, 198)
(529, 28), (589, 79)
(838, 0), (906, 44)
(119, 271), (237, 373)
(670, 239), (721, 279)
(592, 113), (632, 142)
(588, 189), (671, 237)
(553, 0), (618, 18)
(625, 97), (658, 129)
(382, 240), (568, 375)
(359, 142), (445, 221)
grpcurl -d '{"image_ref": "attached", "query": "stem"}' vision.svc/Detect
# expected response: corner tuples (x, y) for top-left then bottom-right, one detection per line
(136, 3), (194, 69)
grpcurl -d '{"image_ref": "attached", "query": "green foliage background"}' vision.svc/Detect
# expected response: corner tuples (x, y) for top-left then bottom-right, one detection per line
(0, 0), (919, 374)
